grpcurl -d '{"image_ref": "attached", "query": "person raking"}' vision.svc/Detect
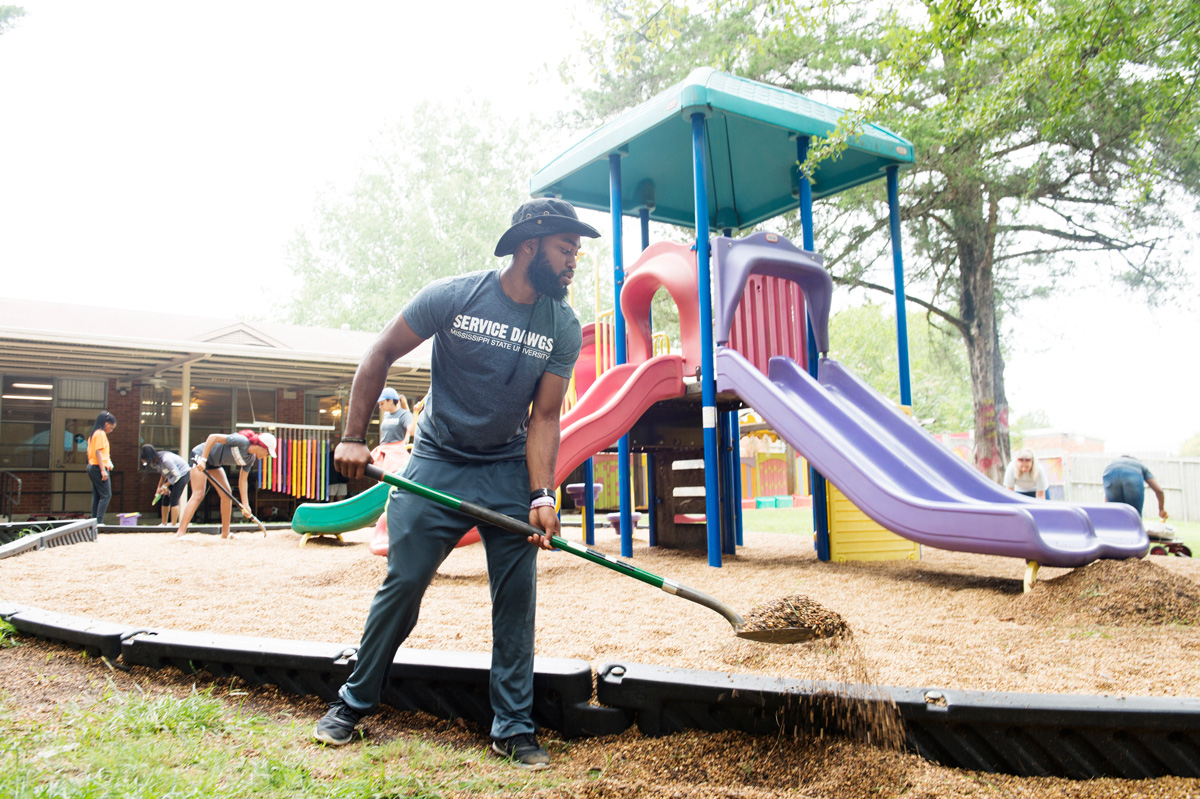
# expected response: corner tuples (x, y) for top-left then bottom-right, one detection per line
(174, 430), (276, 539)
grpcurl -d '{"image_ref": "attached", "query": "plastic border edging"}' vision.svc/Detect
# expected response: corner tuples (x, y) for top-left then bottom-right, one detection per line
(5, 601), (1200, 779)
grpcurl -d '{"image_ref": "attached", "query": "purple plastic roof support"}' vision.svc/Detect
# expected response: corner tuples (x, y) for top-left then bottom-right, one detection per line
(714, 347), (1139, 567)
(817, 359), (1148, 560)
(712, 232), (832, 351)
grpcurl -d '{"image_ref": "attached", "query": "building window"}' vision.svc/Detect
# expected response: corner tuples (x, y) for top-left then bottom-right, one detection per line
(140, 385), (280, 455)
(57, 378), (107, 409)
(139, 385), (182, 453)
(305, 391), (349, 438)
(0, 375), (54, 469)
(187, 386), (232, 451)
(236, 387), (277, 425)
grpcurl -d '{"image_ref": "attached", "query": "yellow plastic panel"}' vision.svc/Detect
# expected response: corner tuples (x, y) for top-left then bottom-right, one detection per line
(826, 482), (921, 562)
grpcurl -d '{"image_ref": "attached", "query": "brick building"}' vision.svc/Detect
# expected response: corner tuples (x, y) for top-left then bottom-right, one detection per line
(0, 299), (430, 522)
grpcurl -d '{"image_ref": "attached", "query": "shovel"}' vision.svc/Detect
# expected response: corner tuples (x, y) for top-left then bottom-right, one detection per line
(364, 464), (825, 644)
(202, 471), (268, 536)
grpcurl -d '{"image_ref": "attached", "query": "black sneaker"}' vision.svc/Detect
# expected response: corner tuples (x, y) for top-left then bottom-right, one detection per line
(313, 698), (364, 746)
(490, 732), (550, 769)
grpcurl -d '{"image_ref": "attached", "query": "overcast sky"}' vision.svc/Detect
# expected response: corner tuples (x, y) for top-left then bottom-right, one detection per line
(2, 2), (1197, 454)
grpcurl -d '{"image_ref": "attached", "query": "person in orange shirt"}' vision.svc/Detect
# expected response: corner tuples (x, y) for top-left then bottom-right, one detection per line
(86, 411), (117, 523)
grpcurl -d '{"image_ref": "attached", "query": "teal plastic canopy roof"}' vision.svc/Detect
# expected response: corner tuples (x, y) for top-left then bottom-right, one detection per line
(531, 68), (915, 232)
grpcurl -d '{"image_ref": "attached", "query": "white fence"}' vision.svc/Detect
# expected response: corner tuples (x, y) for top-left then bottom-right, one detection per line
(1060, 454), (1200, 523)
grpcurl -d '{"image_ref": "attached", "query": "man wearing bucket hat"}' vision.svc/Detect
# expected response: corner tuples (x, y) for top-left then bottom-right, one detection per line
(175, 429), (276, 540)
(314, 198), (599, 768)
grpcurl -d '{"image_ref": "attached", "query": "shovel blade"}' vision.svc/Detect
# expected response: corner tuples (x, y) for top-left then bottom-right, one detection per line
(736, 627), (830, 645)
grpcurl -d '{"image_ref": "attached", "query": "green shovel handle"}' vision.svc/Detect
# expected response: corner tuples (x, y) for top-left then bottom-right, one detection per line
(363, 464), (745, 630)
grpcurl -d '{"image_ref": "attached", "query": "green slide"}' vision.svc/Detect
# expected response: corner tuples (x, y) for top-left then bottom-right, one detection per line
(290, 482), (390, 534)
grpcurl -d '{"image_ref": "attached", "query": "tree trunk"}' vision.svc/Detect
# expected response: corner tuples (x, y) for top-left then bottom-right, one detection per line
(954, 185), (1010, 481)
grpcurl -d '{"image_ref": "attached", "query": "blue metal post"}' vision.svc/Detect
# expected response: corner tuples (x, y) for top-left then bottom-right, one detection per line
(887, 166), (913, 407)
(719, 409), (737, 554)
(798, 136), (831, 561)
(692, 112), (723, 568)
(583, 458), (596, 545)
(730, 409), (744, 546)
(610, 153), (634, 557)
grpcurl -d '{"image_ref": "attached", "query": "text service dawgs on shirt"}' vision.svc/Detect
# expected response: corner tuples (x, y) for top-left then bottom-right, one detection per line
(450, 314), (554, 359)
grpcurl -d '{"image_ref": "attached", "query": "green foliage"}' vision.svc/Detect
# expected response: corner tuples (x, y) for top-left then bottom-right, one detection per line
(0, 619), (18, 649)
(1009, 410), (1054, 450)
(567, 0), (1198, 470)
(280, 101), (544, 332)
(0, 5), (26, 36)
(1179, 432), (1200, 458)
(829, 302), (973, 432)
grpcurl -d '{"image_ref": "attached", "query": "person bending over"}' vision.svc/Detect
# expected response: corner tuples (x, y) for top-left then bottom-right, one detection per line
(1103, 455), (1168, 521)
(141, 444), (191, 525)
(1002, 449), (1049, 499)
(175, 430), (276, 539)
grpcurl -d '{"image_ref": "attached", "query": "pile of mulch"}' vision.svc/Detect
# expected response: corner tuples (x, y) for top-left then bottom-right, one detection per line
(739, 593), (850, 641)
(1016, 558), (1200, 626)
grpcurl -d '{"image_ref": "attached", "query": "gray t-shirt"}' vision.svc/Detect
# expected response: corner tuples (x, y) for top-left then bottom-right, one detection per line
(153, 450), (190, 485)
(380, 407), (413, 444)
(191, 433), (257, 472)
(402, 269), (582, 462)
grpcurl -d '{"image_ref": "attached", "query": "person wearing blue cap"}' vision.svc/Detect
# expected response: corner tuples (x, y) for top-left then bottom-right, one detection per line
(376, 387), (412, 446)
(314, 197), (600, 769)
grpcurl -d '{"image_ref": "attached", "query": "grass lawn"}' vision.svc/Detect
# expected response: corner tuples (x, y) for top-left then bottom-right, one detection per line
(0, 665), (567, 799)
(739, 508), (814, 537)
(1158, 518), (1199, 554)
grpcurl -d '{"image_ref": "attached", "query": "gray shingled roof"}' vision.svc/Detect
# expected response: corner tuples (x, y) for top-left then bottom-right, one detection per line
(0, 298), (432, 396)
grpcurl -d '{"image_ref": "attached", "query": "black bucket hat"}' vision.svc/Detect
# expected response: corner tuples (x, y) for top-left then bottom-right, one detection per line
(494, 198), (601, 257)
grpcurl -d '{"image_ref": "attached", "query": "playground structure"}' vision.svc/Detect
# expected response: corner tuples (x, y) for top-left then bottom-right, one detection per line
(1, 69), (1186, 783)
(292, 67), (1148, 581)
(531, 67), (1148, 577)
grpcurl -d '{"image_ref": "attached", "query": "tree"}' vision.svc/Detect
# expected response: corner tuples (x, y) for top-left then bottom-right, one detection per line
(828, 302), (974, 433)
(1179, 433), (1200, 458)
(565, 0), (1199, 479)
(0, 6), (25, 36)
(281, 102), (543, 332)
(1009, 410), (1054, 450)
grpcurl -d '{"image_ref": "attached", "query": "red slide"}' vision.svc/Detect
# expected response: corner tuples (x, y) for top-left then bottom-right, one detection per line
(368, 356), (682, 556)
(554, 353), (686, 486)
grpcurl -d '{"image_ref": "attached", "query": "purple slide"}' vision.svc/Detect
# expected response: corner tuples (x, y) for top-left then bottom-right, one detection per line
(817, 359), (1147, 558)
(716, 347), (1149, 567)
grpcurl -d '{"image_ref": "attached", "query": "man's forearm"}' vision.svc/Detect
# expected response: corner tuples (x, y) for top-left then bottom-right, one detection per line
(525, 415), (561, 492)
(343, 349), (391, 438)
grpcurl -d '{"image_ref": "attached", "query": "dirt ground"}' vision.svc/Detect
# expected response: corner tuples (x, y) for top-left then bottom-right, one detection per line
(3, 523), (1200, 798)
